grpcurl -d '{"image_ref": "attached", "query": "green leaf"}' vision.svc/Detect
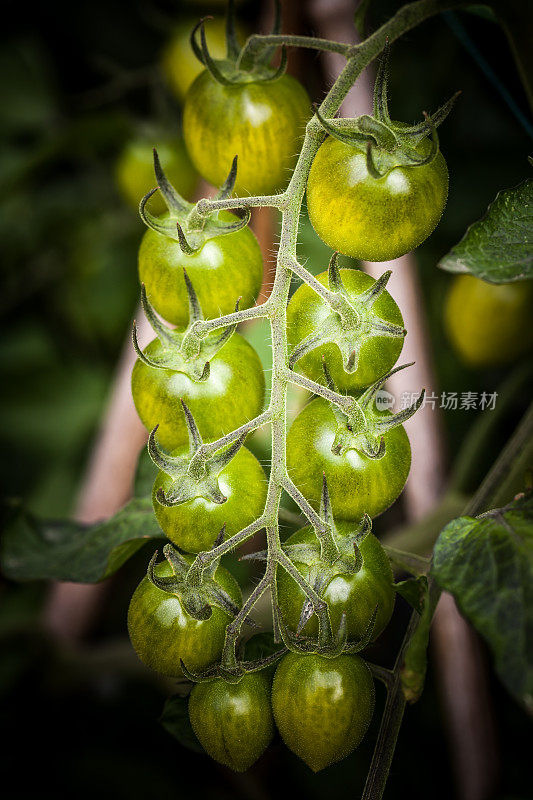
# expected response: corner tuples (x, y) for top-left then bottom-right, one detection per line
(431, 493), (533, 713)
(395, 576), (428, 615)
(438, 179), (533, 283)
(0, 498), (164, 583)
(160, 694), (204, 754)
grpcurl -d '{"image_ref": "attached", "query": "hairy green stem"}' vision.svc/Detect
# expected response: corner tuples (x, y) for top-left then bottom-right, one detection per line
(288, 369), (353, 410)
(238, 33), (352, 67)
(200, 410), (273, 455)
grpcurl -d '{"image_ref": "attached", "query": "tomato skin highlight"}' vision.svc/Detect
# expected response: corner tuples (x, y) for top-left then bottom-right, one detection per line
(153, 446), (268, 553)
(183, 71), (310, 195)
(127, 560), (241, 678)
(287, 268), (404, 392)
(131, 332), (265, 451)
(138, 211), (263, 327)
(306, 134), (448, 261)
(444, 275), (533, 368)
(272, 652), (375, 772)
(277, 524), (395, 641)
(189, 672), (274, 772)
(286, 398), (411, 521)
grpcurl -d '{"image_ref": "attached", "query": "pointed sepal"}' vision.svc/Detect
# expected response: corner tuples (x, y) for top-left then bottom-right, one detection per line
(290, 267), (404, 381)
(144, 544), (243, 625)
(149, 411), (244, 510)
(331, 364), (423, 459)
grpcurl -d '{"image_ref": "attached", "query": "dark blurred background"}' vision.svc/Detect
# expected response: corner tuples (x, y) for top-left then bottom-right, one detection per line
(1, 0), (532, 798)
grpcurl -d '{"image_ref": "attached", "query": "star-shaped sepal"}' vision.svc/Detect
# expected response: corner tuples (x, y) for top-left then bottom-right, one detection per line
(327, 362), (425, 459)
(148, 402), (247, 507)
(179, 646), (287, 685)
(245, 476), (375, 654)
(132, 273), (239, 382)
(278, 605), (378, 658)
(289, 252), (405, 376)
(147, 536), (243, 623)
(139, 148), (251, 253)
(312, 41), (460, 179)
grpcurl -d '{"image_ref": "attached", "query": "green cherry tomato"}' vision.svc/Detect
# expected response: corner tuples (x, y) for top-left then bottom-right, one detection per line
(277, 524), (395, 641)
(189, 672), (274, 772)
(183, 72), (310, 195)
(272, 652), (375, 772)
(286, 398), (411, 520)
(306, 134), (448, 261)
(444, 274), (533, 368)
(287, 268), (404, 392)
(153, 446), (268, 552)
(115, 138), (197, 214)
(138, 211), (263, 327)
(131, 332), (265, 451)
(127, 559), (240, 677)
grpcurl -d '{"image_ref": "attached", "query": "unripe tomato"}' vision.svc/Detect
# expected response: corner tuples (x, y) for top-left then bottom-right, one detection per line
(189, 672), (274, 772)
(127, 559), (240, 677)
(115, 138), (197, 214)
(272, 652), (375, 772)
(306, 134), (448, 261)
(277, 524), (395, 641)
(161, 18), (230, 103)
(138, 211), (263, 326)
(286, 398), (411, 520)
(287, 268), (404, 392)
(183, 72), (310, 195)
(153, 445), (268, 552)
(131, 332), (265, 451)
(444, 274), (533, 368)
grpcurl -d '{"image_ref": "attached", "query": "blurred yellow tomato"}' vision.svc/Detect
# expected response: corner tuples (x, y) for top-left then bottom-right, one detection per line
(161, 18), (244, 102)
(444, 274), (533, 368)
(115, 137), (197, 214)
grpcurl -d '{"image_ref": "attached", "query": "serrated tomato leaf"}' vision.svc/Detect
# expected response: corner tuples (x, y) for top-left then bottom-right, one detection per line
(0, 498), (164, 583)
(431, 493), (533, 713)
(160, 694), (204, 754)
(438, 179), (533, 283)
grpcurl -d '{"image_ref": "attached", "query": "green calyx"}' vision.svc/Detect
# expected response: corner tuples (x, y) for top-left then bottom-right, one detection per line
(277, 589), (378, 658)
(140, 148), (250, 253)
(148, 403), (246, 506)
(190, 0), (287, 86)
(246, 477), (377, 657)
(314, 41), (460, 178)
(181, 644), (286, 685)
(133, 274), (238, 382)
(147, 542), (240, 622)
(329, 363), (425, 459)
(289, 254), (406, 375)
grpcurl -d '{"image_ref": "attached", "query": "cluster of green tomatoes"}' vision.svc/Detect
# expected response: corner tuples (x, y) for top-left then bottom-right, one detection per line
(125, 14), (452, 775)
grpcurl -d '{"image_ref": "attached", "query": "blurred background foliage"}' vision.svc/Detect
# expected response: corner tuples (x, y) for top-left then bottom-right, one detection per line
(0, 0), (532, 798)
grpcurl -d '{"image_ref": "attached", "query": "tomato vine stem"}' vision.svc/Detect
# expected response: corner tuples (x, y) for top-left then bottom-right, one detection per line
(181, 0), (469, 790)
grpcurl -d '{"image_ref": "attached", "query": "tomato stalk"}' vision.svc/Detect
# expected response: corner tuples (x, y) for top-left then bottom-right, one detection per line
(184, 0), (461, 631)
(136, 0), (472, 780)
